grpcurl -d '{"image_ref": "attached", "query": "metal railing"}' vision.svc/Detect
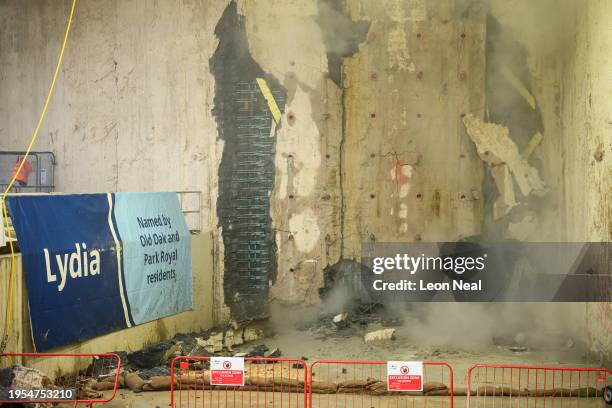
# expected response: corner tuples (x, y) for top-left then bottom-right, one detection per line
(170, 356), (308, 408)
(0, 151), (55, 193)
(467, 364), (611, 408)
(309, 360), (454, 408)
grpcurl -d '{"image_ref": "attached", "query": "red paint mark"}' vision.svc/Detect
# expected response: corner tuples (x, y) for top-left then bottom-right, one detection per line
(391, 157), (408, 185)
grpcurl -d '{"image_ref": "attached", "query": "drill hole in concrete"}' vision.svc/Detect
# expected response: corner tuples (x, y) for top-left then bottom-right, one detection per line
(289, 194), (294, 199)
(370, 113), (376, 118)
(416, 193), (423, 199)
(287, 112), (296, 125)
(370, 194), (375, 199)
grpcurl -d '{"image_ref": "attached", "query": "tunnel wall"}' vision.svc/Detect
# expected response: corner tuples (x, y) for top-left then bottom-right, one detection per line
(0, 0), (610, 360)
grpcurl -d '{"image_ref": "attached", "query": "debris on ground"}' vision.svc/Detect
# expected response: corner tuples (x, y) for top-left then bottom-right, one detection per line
(247, 344), (268, 357)
(127, 340), (177, 370)
(0, 364), (103, 400)
(332, 313), (350, 328)
(137, 366), (171, 380)
(265, 347), (282, 358)
(364, 328), (395, 342)
(0, 364), (51, 390)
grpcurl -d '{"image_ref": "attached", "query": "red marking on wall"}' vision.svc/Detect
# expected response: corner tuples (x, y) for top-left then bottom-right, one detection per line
(391, 157), (408, 185)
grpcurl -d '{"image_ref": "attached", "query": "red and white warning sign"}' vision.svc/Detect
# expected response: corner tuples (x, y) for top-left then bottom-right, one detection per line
(210, 357), (245, 386)
(387, 361), (423, 391)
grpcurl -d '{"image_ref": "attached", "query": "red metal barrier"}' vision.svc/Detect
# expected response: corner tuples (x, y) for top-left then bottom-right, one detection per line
(309, 360), (454, 408)
(170, 356), (308, 408)
(0, 352), (122, 407)
(467, 364), (612, 408)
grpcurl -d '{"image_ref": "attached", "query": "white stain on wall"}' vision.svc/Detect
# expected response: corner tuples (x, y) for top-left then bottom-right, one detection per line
(289, 209), (321, 253)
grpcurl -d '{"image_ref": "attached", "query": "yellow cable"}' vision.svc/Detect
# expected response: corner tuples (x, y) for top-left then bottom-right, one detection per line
(1, 0), (77, 352)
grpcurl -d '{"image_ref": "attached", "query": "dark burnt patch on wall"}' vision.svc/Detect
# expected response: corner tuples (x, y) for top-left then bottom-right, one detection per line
(482, 15), (545, 238)
(211, 1), (286, 321)
(315, 0), (370, 87)
(486, 16), (543, 149)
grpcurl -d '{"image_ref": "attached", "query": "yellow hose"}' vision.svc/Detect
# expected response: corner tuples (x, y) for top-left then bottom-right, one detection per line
(1, 0), (77, 352)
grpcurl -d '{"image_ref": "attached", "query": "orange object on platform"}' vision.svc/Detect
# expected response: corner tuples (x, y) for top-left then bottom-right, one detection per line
(10, 157), (33, 185)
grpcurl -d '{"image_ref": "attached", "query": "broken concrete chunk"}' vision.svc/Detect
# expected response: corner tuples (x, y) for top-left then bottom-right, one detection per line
(247, 344), (269, 357)
(188, 342), (212, 357)
(265, 348), (281, 358)
(231, 329), (244, 346)
(243, 327), (264, 342)
(196, 333), (222, 353)
(490, 164), (517, 219)
(0, 365), (51, 389)
(463, 114), (546, 196)
(223, 330), (235, 351)
(332, 313), (350, 328)
(364, 328), (395, 342)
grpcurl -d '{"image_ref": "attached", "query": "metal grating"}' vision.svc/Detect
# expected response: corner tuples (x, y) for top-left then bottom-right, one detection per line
(218, 80), (285, 319)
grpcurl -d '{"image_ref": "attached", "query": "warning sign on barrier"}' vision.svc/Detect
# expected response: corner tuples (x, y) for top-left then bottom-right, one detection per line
(387, 361), (423, 391)
(211, 357), (245, 386)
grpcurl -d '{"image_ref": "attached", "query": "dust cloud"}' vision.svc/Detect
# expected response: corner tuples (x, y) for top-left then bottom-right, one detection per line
(396, 303), (585, 352)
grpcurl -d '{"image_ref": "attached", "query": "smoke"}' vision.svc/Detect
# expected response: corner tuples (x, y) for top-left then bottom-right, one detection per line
(396, 303), (586, 352)
(315, 0), (369, 85)
(488, 0), (575, 57)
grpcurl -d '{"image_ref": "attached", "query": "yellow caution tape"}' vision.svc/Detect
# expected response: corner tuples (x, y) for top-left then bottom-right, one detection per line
(256, 78), (282, 124)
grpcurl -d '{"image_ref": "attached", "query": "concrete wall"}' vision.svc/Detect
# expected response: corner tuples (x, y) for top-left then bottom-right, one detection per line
(0, 233), (214, 374)
(561, 0), (612, 362)
(0, 0), (610, 360)
(341, 0), (485, 258)
(0, 0), (226, 234)
(489, 0), (612, 361)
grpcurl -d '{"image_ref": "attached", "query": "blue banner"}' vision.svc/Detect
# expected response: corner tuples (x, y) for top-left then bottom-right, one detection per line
(7, 192), (192, 351)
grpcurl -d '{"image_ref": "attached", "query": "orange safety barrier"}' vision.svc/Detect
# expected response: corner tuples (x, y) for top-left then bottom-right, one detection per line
(309, 360), (454, 408)
(0, 352), (122, 407)
(170, 356), (308, 408)
(467, 364), (612, 408)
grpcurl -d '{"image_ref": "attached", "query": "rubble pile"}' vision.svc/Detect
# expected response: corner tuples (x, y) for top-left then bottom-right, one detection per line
(298, 303), (401, 343)
(0, 364), (103, 400)
(82, 324), (272, 393)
